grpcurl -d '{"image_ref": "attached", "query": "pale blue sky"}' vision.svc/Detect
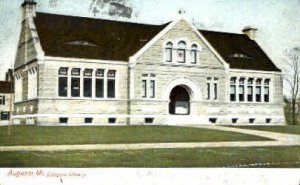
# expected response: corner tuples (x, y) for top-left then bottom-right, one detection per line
(0, 0), (299, 80)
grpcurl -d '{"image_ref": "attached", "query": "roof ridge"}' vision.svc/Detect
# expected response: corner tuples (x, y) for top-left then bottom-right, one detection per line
(199, 29), (245, 36)
(35, 12), (168, 27)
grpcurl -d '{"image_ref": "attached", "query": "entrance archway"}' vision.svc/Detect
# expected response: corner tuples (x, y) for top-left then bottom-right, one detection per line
(169, 85), (190, 115)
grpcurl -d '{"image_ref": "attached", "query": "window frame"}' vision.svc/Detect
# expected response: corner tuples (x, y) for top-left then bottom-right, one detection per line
(58, 67), (68, 97)
(0, 95), (5, 105)
(230, 77), (237, 102)
(264, 79), (270, 102)
(71, 77), (80, 97)
(190, 44), (198, 64)
(177, 41), (187, 63)
(238, 78), (245, 102)
(71, 68), (80, 76)
(165, 41), (173, 62)
(142, 79), (147, 98)
(0, 111), (9, 120)
(107, 70), (116, 98)
(255, 79), (262, 102)
(247, 78), (253, 102)
(150, 80), (155, 98)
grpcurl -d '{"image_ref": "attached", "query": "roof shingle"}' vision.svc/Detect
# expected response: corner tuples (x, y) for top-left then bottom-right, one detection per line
(34, 12), (280, 72)
(200, 30), (281, 72)
(34, 12), (168, 61)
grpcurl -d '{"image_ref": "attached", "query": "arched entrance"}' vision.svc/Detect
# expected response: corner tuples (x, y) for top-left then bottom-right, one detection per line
(169, 85), (190, 115)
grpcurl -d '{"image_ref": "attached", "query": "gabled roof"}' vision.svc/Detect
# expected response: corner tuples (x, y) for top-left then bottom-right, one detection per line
(34, 12), (280, 72)
(0, 81), (14, 94)
(34, 12), (169, 61)
(200, 30), (281, 72)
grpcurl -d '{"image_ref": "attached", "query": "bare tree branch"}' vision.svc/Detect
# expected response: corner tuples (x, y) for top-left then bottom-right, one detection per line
(283, 46), (300, 125)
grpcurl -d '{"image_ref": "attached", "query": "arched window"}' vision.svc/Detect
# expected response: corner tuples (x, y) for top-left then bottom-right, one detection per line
(165, 42), (173, 62)
(190, 44), (198, 64)
(177, 41), (186, 63)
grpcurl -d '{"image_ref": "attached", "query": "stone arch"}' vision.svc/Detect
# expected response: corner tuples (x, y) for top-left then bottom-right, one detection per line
(162, 77), (201, 101)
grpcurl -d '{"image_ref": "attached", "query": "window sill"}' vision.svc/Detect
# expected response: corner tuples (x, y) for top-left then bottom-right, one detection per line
(163, 62), (198, 66)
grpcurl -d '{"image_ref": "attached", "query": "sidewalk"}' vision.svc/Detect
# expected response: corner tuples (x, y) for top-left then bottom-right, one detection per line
(0, 125), (299, 152)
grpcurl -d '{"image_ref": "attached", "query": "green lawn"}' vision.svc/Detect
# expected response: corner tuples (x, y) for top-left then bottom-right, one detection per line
(0, 125), (271, 146)
(229, 125), (300, 135)
(1, 146), (299, 167)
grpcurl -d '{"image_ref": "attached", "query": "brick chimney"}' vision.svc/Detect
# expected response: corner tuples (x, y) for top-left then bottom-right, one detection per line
(242, 26), (257, 40)
(21, 0), (37, 19)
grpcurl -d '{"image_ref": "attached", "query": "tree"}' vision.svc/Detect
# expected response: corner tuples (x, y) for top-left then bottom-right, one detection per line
(283, 47), (300, 125)
(89, 0), (139, 19)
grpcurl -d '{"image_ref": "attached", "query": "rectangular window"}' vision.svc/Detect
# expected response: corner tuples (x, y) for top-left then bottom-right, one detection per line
(84, 78), (92, 97)
(191, 50), (197, 64)
(213, 83), (217, 100)
(96, 69), (104, 77)
(166, 48), (172, 62)
(59, 117), (68, 123)
(209, 118), (217, 124)
(142, 80), (147, 98)
(0, 111), (9, 120)
(85, 118), (93, 124)
(264, 86), (270, 102)
(84, 69), (93, 77)
(264, 79), (270, 102)
(230, 77), (236, 102)
(58, 67), (68, 75)
(0, 95), (5, 105)
(256, 86), (261, 102)
(107, 79), (115, 98)
(230, 85), (236, 101)
(107, 70), (116, 77)
(247, 86), (253, 102)
(150, 80), (155, 98)
(239, 85), (244, 102)
(71, 78), (80, 97)
(232, 118), (238, 124)
(206, 83), (210, 100)
(108, 118), (116, 124)
(249, 118), (255, 123)
(96, 79), (104, 98)
(58, 77), (68, 97)
(177, 49), (186, 63)
(239, 78), (245, 102)
(145, 117), (154, 124)
(71, 68), (80, 76)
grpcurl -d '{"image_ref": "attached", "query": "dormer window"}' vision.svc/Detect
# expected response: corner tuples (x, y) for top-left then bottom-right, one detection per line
(177, 41), (186, 63)
(65, 40), (98, 47)
(165, 42), (173, 62)
(229, 53), (251, 59)
(190, 44), (198, 64)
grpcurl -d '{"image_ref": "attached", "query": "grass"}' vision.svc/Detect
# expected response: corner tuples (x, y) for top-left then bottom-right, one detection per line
(228, 125), (300, 135)
(0, 125), (271, 146)
(1, 146), (300, 167)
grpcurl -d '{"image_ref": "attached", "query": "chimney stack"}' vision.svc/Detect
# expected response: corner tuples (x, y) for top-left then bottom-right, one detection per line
(242, 26), (257, 40)
(21, 0), (37, 19)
